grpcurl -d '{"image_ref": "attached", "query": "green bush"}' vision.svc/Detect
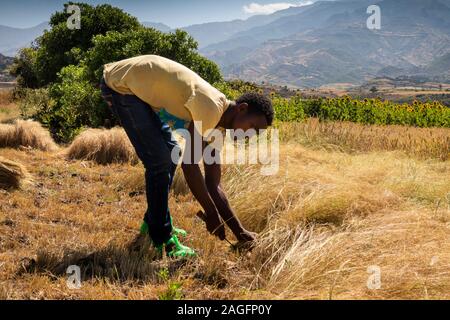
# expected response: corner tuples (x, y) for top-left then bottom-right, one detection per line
(32, 2), (141, 86)
(35, 65), (107, 143)
(220, 81), (450, 128)
(157, 268), (183, 300)
(273, 95), (306, 122)
(17, 88), (52, 119)
(84, 28), (222, 84)
(10, 48), (39, 89)
(313, 97), (450, 127)
(11, 2), (223, 142)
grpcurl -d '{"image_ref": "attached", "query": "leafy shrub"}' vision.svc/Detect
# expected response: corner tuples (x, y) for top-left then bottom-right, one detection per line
(220, 82), (450, 128)
(157, 268), (183, 300)
(84, 28), (222, 84)
(17, 88), (52, 119)
(314, 97), (450, 127)
(32, 2), (141, 86)
(35, 65), (107, 142)
(273, 95), (306, 122)
(11, 2), (223, 142)
(9, 48), (39, 89)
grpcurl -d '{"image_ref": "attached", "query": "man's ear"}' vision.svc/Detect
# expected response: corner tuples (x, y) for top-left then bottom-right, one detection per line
(237, 102), (249, 113)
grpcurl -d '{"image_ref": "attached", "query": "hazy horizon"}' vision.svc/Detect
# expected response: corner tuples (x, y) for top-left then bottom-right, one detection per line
(0, 0), (318, 29)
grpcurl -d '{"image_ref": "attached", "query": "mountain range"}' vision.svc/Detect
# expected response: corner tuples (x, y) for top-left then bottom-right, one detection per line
(0, 21), (174, 58)
(0, 22), (49, 57)
(200, 0), (450, 87)
(0, 53), (14, 81)
(0, 0), (449, 87)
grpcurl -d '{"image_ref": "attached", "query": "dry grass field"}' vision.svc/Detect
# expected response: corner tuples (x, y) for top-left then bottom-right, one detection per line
(0, 102), (449, 300)
(0, 89), (20, 123)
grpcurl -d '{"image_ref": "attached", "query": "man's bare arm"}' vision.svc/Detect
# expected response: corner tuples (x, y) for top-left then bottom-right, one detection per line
(204, 150), (256, 243)
(181, 122), (225, 240)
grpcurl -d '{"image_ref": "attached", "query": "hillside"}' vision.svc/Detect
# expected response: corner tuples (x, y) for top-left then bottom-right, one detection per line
(201, 0), (450, 87)
(1, 0), (450, 302)
(180, 4), (314, 48)
(141, 22), (172, 33)
(0, 53), (13, 70)
(425, 53), (450, 81)
(0, 53), (14, 82)
(145, 5), (314, 48)
(2, 1), (449, 87)
(0, 22), (49, 56)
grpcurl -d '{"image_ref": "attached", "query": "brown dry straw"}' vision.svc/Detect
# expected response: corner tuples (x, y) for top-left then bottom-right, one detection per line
(66, 127), (139, 165)
(0, 119), (58, 151)
(0, 156), (31, 190)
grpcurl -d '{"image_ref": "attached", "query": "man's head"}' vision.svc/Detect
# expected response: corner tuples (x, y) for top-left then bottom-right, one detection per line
(222, 92), (274, 133)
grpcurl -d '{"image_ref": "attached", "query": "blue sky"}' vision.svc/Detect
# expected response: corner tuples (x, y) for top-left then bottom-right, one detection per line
(0, 0), (315, 28)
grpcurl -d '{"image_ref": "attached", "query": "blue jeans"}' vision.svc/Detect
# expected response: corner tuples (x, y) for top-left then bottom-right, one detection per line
(100, 78), (179, 245)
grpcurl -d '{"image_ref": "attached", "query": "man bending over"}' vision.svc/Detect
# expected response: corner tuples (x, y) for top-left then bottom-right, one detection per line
(100, 55), (273, 258)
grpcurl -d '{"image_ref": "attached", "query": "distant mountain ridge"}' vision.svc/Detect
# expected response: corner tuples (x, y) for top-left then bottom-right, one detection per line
(0, 53), (14, 81)
(0, 21), (172, 57)
(0, 22), (49, 56)
(145, 5), (316, 48)
(141, 21), (172, 33)
(0, 53), (13, 69)
(180, 5), (315, 48)
(202, 0), (450, 87)
(1, 1), (449, 87)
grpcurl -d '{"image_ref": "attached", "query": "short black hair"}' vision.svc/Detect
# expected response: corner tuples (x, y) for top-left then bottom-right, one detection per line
(236, 92), (274, 126)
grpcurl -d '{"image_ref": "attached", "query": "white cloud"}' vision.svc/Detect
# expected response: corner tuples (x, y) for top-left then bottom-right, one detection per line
(243, 1), (313, 15)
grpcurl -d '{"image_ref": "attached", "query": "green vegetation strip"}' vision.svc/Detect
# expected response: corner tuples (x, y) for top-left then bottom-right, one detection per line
(217, 82), (450, 128)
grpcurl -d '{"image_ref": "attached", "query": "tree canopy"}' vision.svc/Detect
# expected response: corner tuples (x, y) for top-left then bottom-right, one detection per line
(11, 2), (223, 142)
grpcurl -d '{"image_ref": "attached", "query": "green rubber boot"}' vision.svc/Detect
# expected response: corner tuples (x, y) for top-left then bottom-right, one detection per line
(140, 221), (149, 235)
(165, 235), (196, 258)
(170, 217), (188, 237)
(140, 219), (187, 237)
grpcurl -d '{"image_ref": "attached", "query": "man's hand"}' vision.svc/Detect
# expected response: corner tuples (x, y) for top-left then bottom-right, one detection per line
(235, 230), (257, 251)
(204, 156), (257, 244)
(182, 122), (226, 240)
(237, 229), (257, 243)
(182, 122), (255, 245)
(197, 211), (225, 240)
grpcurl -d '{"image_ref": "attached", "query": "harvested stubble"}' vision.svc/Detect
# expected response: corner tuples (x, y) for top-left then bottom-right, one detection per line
(0, 156), (30, 190)
(0, 122), (449, 299)
(0, 119), (58, 151)
(172, 166), (190, 196)
(0, 89), (12, 105)
(66, 127), (139, 165)
(277, 118), (450, 161)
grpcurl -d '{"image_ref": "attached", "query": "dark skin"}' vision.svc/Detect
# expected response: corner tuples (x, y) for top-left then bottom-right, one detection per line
(181, 102), (268, 244)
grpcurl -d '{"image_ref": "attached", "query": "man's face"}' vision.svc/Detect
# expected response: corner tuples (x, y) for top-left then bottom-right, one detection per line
(230, 103), (268, 138)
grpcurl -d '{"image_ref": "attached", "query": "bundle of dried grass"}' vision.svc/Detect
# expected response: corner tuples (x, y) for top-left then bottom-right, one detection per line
(172, 166), (189, 196)
(66, 127), (138, 165)
(0, 123), (14, 147)
(0, 89), (13, 106)
(0, 156), (30, 190)
(0, 120), (58, 151)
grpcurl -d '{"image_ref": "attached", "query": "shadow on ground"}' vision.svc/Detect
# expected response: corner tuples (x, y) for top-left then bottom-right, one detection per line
(17, 234), (190, 284)
(16, 233), (229, 288)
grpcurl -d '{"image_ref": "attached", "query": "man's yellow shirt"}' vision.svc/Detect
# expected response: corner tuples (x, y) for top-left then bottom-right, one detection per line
(103, 55), (230, 138)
